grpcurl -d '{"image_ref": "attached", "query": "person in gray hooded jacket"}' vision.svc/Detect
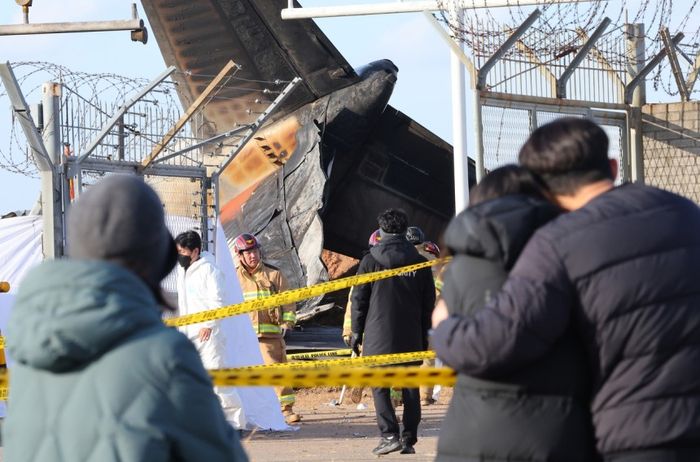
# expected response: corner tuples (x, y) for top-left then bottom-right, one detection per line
(3, 175), (248, 462)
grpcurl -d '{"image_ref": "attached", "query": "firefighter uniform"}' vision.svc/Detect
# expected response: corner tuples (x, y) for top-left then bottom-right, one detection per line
(416, 244), (444, 406)
(342, 287), (353, 340)
(236, 261), (299, 422)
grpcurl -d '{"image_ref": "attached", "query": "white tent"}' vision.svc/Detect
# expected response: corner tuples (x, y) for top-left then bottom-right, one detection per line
(0, 215), (289, 431)
(0, 215), (43, 417)
(209, 221), (290, 431)
(0, 215), (43, 290)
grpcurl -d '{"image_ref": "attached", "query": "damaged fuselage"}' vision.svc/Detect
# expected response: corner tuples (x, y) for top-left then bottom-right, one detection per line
(142, 0), (473, 318)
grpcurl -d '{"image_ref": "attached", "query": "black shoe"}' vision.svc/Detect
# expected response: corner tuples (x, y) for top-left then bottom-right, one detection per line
(372, 435), (402, 455)
(400, 437), (416, 454)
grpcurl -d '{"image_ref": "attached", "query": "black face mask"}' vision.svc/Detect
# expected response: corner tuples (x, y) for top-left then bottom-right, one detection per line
(177, 254), (192, 270)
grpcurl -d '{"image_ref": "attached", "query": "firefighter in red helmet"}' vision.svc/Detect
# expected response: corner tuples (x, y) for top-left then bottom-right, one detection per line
(342, 229), (381, 346)
(233, 233), (301, 424)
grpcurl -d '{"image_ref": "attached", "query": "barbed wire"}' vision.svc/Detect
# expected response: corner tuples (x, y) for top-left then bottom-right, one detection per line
(436, 0), (700, 97)
(2, 4), (697, 176)
(0, 62), (290, 177)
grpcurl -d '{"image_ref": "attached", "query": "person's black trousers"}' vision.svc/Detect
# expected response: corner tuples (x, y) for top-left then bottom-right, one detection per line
(372, 387), (421, 444)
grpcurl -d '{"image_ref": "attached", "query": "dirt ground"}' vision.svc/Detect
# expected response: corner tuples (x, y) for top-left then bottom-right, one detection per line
(242, 387), (452, 462)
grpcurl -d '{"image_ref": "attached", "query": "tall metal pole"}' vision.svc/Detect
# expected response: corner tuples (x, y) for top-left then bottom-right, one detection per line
(449, 7), (469, 214)
(41, 82), (64, 258)
(472, 86), (485, 183)
(626, 23), (645, 183)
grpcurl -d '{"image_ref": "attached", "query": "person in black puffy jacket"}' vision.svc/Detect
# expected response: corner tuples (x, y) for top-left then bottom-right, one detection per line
(433, 118), (700, 462)
(351, 208), (435, 456)
(437, 164), (597, 462)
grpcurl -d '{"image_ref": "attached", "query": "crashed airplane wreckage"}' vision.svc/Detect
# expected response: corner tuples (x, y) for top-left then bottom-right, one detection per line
(142, 0), (475, 319)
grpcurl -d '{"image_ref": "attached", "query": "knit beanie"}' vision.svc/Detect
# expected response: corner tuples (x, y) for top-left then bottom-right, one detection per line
(66, 175), (177, 303)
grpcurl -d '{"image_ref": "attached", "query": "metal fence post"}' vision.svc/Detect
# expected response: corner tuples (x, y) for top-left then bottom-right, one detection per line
(449, 6), (470, 214)
(42, 82), (64, 258)
(472, 87), (485, 183)
(626, 23), (645, 183)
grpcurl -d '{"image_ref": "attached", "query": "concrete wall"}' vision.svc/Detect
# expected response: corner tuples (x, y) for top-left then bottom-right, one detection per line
(642, 101), (700, 202)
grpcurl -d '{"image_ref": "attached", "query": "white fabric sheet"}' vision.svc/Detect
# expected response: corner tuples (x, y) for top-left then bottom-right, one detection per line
(0, 216), (288, 431)
(0, 216), (43, 291)
(166, 217), (289, 431)
(213, 221), (290, 431)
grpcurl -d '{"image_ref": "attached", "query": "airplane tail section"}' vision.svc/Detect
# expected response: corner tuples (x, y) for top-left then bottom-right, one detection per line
(141, 0), (359, 133)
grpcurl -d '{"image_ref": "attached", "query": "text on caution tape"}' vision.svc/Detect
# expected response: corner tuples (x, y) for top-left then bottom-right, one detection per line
(165, 257), (448, 328)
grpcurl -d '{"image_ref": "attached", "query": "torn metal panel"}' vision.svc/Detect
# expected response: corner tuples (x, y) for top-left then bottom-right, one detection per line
(322, 106), (471, 258)
(141, 0), (358, 133)
(223, 124), (328, 318)
(143, 1), (474, 320)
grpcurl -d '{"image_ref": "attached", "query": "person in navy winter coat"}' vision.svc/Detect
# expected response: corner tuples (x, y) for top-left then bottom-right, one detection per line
(436, 165), (596, 462)
(433, 117), (700, 462)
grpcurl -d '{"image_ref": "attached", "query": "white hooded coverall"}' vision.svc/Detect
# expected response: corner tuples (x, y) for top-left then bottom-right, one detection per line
(176, 251), (247, 429)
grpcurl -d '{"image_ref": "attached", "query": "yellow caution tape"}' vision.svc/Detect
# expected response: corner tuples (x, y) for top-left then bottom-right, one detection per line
(165, 257), (449, 327)
(242, 350), (435, 371)
(0, 363), (453, 400)
(0, 259), (447, 355)
(287, 349), (352, 360)
(0, 370), (6, 400)
(210, 366), (456, 388)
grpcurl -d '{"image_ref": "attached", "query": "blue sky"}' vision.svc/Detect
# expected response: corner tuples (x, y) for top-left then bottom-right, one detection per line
(1, 1), (693, 213)
(0, 1), (455, 213)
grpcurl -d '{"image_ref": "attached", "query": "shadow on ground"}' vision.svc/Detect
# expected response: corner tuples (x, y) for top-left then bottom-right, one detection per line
(242, 388), (450, 462)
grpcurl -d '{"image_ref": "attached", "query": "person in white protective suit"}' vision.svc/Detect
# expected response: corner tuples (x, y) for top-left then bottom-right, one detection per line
(175, 230), (247, 430)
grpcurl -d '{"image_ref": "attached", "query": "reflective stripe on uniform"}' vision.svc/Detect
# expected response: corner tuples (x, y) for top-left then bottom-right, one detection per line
(258, 323), (283, 334)
(243, 290), (272, 300)
(434, 277), (443, 297)
(282, 311), (296, 323)
(279, 394), (296, 405)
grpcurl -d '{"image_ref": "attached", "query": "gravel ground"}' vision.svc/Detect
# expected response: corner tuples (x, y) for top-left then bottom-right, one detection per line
(242, 387), (452, 462)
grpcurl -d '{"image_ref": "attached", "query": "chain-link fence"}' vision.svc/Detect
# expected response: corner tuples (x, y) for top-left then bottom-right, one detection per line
(481, 100), (628, 183)
(642, 101), (700, 202)
(1, 62), (296, 250)
(434, 0), (699, 197)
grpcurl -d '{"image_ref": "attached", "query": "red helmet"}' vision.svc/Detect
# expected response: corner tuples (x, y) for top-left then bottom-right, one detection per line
(423, 241), (440, 258)
(368, 229), (382, 247)
(233, 233), (260, 253)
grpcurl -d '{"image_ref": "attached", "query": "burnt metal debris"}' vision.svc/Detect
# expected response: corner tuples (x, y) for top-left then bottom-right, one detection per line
(141, 0), (475, 318)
